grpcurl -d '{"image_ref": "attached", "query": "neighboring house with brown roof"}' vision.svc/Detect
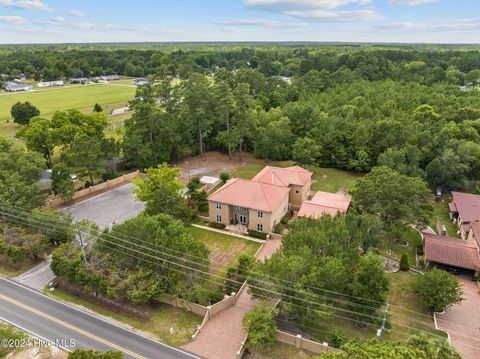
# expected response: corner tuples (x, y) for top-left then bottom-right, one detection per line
(297, 191), (352, 219)
(252, 165), (312, 207)
(207, 165), (312, 233)
(423, 233), (480, 272)
(449, 191), (480, 238)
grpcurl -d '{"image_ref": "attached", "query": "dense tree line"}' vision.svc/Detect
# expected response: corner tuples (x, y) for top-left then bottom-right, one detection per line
(1, 45), (479, 85)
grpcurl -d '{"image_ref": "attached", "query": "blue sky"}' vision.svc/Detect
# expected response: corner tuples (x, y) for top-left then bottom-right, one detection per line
(0, 0), (479, 43)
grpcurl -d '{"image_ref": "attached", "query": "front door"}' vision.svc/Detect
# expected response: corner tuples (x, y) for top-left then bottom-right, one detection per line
(239, 215), (247, 225)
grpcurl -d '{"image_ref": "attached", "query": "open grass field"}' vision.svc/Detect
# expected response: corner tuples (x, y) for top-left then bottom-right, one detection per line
(45, 288), (201, 347)
(0, 83), (136, 137)
(235, 160), (361, 194)
(189, 226), (260, 276)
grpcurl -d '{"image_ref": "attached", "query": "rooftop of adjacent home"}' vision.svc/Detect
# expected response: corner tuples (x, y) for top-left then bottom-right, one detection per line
(252, 165), (312, 187)
(298, 191), (352, 219)
(424, 233), (480, 271)
(450, 191), (480, 222)
(208, 178), (290, 213)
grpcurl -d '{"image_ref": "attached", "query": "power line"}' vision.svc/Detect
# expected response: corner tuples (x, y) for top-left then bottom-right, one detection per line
(0, 206), (473, 336)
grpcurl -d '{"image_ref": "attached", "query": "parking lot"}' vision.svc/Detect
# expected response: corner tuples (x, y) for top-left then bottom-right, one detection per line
(63, 182), (145, 229)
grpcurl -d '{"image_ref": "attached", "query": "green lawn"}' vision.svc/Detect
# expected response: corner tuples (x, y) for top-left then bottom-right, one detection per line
(308, 166), (361, 194)
(429, 198), (459, 238)
(189, 226), (260, 276)
(387, 271), (447, 341)
(45, 288), (201, 347)
(0, 84), (136, 137)
(234, 161), (361, 194)
(378, 226), (422, 265)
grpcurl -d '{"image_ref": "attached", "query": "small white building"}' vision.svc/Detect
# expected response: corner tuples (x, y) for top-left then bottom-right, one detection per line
(37, 80), (64, 88)
(3, 81), (33, 92)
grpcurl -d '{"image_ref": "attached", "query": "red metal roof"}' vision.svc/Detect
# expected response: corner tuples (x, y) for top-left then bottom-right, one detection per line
(451, 191), (480, 222)
(424, 233), (480, 271)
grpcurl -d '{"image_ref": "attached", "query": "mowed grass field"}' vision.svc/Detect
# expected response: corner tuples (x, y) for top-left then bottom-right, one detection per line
(0, 83), (136, 137)
(235, 160), (361, 194)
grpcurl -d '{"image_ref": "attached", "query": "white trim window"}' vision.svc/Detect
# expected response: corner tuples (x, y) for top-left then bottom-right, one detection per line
(216, 214), (222, 223)
(257, 223), (263, 232)
(216, 202), (222, 210)
(257, 211), (263, 218)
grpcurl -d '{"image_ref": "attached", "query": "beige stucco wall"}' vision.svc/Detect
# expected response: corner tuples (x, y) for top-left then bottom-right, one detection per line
(248, 210), (272, 233)
(208, 200), (230, 226)
(288, 181), (311, 207)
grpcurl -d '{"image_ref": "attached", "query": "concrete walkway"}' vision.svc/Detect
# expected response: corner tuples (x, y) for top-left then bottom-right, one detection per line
(182, 237), (282, 359)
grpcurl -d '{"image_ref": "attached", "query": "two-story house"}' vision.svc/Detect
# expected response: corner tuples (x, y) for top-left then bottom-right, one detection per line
(207, 165), (313, 233)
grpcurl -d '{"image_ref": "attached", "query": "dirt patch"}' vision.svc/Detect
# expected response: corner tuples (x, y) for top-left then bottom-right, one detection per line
(173, 151), (264, 184)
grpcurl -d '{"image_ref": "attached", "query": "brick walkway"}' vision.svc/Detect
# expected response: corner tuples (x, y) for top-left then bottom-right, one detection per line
(182, 237), (282, 359)
(436, 276), (480, 359)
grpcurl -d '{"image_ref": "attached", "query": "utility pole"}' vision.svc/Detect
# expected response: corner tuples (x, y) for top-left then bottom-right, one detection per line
(76, 224), (87, 264)
(376, 304), (390, 338)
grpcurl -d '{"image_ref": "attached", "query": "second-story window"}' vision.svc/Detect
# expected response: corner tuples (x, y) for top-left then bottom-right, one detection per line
(216, 202), (222, 209)
(258, 211), (263, 218)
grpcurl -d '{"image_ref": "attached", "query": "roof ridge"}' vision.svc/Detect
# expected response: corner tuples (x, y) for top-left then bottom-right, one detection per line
(257, 182), (272, 212)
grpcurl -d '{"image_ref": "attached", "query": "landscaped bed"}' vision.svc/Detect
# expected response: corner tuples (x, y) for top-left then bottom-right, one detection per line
(245, 342), (314, 359)
(378, 226), (422, 266)
(45, 287), (202, 347)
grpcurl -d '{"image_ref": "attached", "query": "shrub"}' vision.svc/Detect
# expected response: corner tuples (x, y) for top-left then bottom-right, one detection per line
(329, 329), (347, 348)
(208, 222), (226, 229)
(413, 268), (463, 312)
(248, 230), (267, 240)
(187, 177), (200, 191)
(243, 303), (279, 351)
(273, 223), (284, 234)
(418, 256), (425, 267)
(399, 253), (410, 271)
(220, 172), (230, 183)
(209, 288), (225, 304)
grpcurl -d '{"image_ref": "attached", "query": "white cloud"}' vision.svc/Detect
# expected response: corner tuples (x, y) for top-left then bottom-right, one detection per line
(68, 9), (88, 17)
(375, 18), (480, 32)
(243, 0), (381, 22)
(0, 15), (26, 24)
(389, 0), (436, 6)
(244, 0), (371, 11)
(34, 16), (65, 25)
(0, 0), (52, 12)
(212, 18), (306, 28)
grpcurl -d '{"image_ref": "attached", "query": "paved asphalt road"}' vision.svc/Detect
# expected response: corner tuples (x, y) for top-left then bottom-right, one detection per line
(63, 182), (145, 229)
(0, 278), (202, 359)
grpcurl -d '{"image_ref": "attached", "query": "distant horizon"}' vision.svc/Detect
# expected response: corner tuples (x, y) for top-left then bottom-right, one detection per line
(0, 1), (479, 44)
(1, 40), (480, 46)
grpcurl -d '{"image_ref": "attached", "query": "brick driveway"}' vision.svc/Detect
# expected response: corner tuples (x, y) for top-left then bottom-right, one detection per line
(182, 237), (282, 359)
(436, 275), (480, 359)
